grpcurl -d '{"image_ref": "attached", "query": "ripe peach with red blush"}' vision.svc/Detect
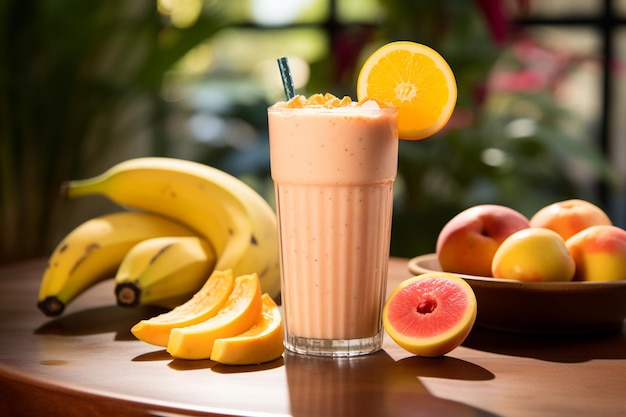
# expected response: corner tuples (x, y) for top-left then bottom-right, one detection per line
(565, 225), (626, 282)
(436, 205), (530, 277)
(530, 199), (612, 241)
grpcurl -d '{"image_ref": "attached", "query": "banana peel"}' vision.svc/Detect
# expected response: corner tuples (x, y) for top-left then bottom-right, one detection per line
(115, 236), (217, 308)
(37, 211), (197, 317)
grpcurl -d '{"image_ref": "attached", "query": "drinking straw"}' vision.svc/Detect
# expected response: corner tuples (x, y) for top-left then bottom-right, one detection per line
(277, 57), (296, 100)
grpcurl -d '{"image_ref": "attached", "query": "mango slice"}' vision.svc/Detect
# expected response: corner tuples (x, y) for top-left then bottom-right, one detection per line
(166, 273), (263, 360)
(131, 269), (235, 347)
(210, 293), (284, 365)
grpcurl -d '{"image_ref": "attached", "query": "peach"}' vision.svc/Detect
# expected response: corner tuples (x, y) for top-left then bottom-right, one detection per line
(565, 225), (626, 282)
(436, 204), (530, 277)
(529, 199), (612, 241)
(491, 228), (575, 282)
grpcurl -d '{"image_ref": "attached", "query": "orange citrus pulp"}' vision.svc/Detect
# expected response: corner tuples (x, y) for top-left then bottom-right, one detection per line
(357, 41), (457, 140)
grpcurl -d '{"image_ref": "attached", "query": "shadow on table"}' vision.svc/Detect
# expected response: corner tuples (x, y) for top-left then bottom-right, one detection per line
(463, 323), (626, 362)
(130, 348), (285, 372)
(394, 354), (495, 381)
(34, 305), (165, 341)
(210, 357), (285, 373)
(132, 347), (498, 416)
(283, 350), (499, 417)
(132, 349), (172, 362)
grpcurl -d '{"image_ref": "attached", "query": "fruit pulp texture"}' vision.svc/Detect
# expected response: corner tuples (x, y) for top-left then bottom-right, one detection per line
(268, 104), (398, 341)
(387, 277), (472, 338)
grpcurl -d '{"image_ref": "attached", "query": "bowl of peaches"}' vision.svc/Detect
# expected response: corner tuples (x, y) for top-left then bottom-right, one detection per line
(408, 199), (626, 335)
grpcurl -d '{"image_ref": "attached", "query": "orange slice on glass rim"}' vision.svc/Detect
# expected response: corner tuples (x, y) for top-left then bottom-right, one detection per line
(357, 41), (457, 140)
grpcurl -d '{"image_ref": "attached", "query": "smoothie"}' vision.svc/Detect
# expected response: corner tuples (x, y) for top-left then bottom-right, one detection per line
(268, 97), (398, 356)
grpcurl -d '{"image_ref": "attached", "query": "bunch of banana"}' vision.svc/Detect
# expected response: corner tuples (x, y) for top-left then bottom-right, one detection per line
(37, 211), (199, 316)
(36, 157), (280, 317)
(61, 157), (280, 302)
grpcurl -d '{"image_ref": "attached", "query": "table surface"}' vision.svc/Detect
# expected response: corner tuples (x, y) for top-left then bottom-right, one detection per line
(1, 258), (625, 417)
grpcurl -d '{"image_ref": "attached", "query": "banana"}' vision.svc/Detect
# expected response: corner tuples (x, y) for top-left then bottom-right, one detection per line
(115, 236), (217, 309)
(37, 211), (197, 317)
(62, 157), (280, 301)
(166, 272), (263, 360)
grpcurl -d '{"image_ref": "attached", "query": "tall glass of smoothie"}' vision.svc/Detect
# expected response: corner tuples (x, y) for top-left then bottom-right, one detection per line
(268, 95), (398, 356)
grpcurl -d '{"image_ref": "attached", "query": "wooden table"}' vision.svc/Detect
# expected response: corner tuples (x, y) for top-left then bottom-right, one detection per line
(1, 258), (625, 417)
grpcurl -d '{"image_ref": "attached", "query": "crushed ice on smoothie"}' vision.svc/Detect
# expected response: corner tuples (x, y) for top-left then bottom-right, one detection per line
(274, 93), (394, 110)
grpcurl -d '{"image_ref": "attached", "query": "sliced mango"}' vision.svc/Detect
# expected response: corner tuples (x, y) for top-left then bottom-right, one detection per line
(166, 273), (263, 360)
(131, 269), (235, 347)
(210, 293), (284, 365)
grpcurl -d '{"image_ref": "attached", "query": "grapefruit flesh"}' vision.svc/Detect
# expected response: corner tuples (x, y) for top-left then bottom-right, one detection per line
(383, 272), (477, 357)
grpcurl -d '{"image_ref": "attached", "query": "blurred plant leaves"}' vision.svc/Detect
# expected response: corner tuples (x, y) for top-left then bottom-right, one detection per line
(0, 0), (225, 263)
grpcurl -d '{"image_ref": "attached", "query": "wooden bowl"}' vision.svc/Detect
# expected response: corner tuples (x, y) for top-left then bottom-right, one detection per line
(408, 254), (626, 336)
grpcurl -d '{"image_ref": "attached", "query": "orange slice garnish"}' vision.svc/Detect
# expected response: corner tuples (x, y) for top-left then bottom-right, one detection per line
(357, 41), (457, 140)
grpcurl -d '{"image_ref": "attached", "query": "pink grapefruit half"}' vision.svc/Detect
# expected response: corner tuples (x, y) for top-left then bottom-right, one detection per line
(383, 272), (477, 357)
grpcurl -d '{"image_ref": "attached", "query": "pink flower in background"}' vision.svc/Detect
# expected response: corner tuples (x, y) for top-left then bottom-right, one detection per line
(489, 68), (546, 93)
(487, 36), (577, 94)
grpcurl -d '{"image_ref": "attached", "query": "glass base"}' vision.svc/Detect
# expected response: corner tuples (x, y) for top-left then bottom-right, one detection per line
(284, 331), (383, 357)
